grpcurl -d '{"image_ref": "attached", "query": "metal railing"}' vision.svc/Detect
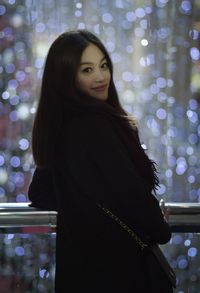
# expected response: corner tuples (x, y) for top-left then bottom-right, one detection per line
(0, 201), (200, 232)
(0, 203), (57, 232)
(161, 201), (200, 232)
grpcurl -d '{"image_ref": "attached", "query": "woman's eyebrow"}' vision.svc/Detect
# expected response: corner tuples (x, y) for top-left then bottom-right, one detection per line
(80, 56), (106, 65)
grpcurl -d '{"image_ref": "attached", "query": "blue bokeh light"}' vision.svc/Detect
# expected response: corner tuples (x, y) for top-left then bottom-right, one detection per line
(0, 187), (5, 198)
(189, 99), (198, 110)
(16, 193), (27, 202)
(189, 29), (199, 40)
(0, 5), (6, 16)
(180, 0), (192, 14)
(156, 108), (167, 120)
(10, 156), (21, 168)
(35, 22), (46, 33)
(39, 269), (50, 279)
(9, 95), (20, 105)
(178, 257), (188, 269)
(173, 235), (183, 245)
(9, 110), (18, 122)
(188, 247), (197, 257)
(102, 13), (113, 23)
(190, 47), (200, 61)
(19, 138), (29, 150)
(0, 155), (5, 166)
(126, 11), (136, 22)
(15, 246), (25, 256)
(135, 8), (146, 18)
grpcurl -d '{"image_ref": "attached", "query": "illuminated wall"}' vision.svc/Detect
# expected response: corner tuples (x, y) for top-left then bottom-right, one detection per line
(0, 0), (200, 291)
(0, 0), (199, 203)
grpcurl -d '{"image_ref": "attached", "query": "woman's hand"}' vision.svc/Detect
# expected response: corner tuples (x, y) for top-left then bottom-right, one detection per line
(159, 199), (170, 222)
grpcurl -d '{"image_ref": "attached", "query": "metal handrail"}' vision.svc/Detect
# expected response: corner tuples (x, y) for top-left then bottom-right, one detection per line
(161, 201), (200, 232)
(0, 203), (57, 229)
(0, 202), (200, 232)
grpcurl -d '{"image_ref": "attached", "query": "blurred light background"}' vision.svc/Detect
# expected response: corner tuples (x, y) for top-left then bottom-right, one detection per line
(0, 0), (200, 292)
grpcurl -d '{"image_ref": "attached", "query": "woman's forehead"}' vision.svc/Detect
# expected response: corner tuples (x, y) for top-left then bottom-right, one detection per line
(80, 44), (105, 64)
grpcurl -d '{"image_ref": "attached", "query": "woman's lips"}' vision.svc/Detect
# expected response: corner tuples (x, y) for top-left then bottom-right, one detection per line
(92, 84), (108, 91)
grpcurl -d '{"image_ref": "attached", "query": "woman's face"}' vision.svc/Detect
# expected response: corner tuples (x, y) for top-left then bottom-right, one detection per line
(76, 44), (111, 101)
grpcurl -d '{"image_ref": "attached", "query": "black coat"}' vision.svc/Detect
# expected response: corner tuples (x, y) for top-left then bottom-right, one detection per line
(28, 104), (173, 293)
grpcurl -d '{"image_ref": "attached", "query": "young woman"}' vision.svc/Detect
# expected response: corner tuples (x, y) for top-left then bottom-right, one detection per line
(28, 30), (173, 292)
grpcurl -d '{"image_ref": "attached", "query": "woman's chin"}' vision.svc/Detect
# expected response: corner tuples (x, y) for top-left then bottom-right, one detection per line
(92, 94), (108, 101)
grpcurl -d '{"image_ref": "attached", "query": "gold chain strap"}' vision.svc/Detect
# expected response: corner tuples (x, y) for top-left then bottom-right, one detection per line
(97, 203), (148, 251)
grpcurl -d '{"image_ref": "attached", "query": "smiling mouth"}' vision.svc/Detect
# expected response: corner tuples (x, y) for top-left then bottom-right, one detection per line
(92, 84), (108, 91)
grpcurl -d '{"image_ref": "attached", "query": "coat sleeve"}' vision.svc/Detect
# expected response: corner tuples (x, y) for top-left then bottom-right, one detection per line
(28, 167), (58, 210)
(63, 113), (171, 244)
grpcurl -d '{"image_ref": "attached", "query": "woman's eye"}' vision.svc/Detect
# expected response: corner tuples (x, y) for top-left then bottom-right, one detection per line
(82, 67), (93, 73)
(101, 62), (109, 69)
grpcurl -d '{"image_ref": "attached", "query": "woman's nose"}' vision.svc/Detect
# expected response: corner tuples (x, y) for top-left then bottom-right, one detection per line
(94, 69), (105, 82)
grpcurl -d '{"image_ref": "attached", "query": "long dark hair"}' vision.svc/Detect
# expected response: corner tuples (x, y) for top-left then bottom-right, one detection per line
(32, 29), (159, 191)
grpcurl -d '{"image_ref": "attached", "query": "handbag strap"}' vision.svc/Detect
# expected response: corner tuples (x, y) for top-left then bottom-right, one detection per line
(97, 203), (177, 289)
(96, 203), (148, 251)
